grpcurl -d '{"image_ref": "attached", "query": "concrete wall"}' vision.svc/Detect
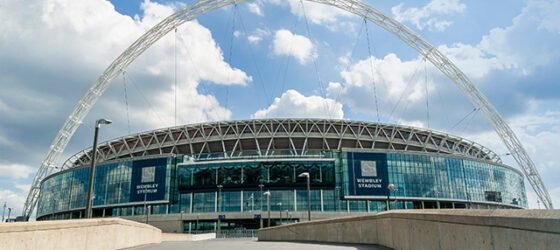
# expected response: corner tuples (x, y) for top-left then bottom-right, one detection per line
(124, 214), (183, 233)
(0, 218), (162, 250)
(258, 209), (560, 250)
(122, 211), (369, 233)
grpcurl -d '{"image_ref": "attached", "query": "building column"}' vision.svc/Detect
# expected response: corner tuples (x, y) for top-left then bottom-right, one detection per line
(240, 190), (244, 212)
(293, 189), (297, 211)
(189, 193), (193, 213)
(320, 189), (324, 212)
(215, 191), (218, 213)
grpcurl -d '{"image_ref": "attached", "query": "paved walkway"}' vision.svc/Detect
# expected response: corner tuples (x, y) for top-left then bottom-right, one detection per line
(129, 238), (389, 250)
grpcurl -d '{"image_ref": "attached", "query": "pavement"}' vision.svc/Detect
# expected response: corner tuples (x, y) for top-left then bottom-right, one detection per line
(127, 238), (390, 250)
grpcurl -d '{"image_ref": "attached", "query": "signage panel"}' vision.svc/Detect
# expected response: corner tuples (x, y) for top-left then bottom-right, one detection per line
(130, 158), (168, 202)
(347, 152), (388, 196)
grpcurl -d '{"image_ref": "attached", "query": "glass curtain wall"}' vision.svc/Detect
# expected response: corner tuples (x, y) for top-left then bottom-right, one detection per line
(344, 152), (527, 207)
(38, 151), (526, 220)
(37, 156), (174, 218)
(178, 160), (336, 190)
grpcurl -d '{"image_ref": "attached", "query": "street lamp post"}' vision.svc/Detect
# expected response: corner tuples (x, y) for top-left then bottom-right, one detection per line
(258, 184), (264, 210)
(144, 188), (149, 224)
(249, 193), (254, 212)
(258, 184), (264, 228)
(435, 190), (440, 209)
(386, 184), (395, 211)
(335, 186), (341, 212)
(277, 202), (282, 224)
(264, 191), (271, 227)
(85, 118), (112, 219)
(298, 172), (311, 221)
(7, 208), (12, 222)
(196, 214), (200, 233)
(217, 184), (223, 236)
(2, 202), (6, 222)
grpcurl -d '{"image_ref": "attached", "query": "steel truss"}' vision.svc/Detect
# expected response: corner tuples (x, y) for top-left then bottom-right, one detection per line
(62, 119), (501, 168)
(23, 0), (552, 218)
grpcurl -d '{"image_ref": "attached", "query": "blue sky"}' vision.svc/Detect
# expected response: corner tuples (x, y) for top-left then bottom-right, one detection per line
(1, 0), (560, 217)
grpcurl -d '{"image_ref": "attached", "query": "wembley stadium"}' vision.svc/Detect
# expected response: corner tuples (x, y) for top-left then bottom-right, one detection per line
(35, 118), (526, 232)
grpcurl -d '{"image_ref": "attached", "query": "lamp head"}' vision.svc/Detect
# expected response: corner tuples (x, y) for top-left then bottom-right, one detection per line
(263, 191), (271, 196)
(298, 172), (310, 178)
(96, 118), (112, 127)
(387, 183), (396, 191)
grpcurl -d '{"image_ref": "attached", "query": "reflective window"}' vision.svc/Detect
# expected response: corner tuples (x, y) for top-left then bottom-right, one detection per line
(178, 160), (335, 190)
(269, 190), (295, 211)
(220, 191), (241, 212)
(193, 192), (216, 213)
(382, 153), (526, 207)
(296, 189), (321, 211)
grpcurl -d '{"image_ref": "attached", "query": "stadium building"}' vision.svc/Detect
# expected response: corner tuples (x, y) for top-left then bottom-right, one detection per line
(36, 119), (526, 232)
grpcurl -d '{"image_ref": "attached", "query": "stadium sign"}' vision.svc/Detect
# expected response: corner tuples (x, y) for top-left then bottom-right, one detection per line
(130, 158), (167, 202)
(347, 152), (388, 196)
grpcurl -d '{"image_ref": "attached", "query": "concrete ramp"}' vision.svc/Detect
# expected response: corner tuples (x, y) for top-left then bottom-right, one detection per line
(258, 209), (560, 250)
(0, 218), (161, 250)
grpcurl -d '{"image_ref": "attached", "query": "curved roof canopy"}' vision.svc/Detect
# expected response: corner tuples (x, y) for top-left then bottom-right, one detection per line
(63, 119), (502, 168)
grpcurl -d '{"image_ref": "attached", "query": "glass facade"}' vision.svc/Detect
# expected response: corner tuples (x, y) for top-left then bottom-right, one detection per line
(37, 157), (174, 219)
(341, 152), (526, 207)
(37, 151), (526, 220)
(177, 160), (335, 190)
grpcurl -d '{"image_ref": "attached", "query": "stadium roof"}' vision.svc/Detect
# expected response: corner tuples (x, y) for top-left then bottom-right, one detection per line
(63, 119), (502, 169)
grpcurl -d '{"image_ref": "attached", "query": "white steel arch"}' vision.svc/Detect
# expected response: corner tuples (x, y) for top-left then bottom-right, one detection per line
(22, 0), (553, 218)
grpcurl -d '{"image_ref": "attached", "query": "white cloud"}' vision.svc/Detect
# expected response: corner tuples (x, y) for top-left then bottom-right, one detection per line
(419, 0), (560, 80)
(0, 0), (251, 132)
(136, 7), (251, 86)
(327, 54), (434, 119)
(246, 28), (270, 45)
(532, 2), (560, 34)
(0, 163), (35, 180)
(252, 89), (343, 119)
(266, 0), (354, 30)
(479, 0), (560, 74)
(247, 3), (263, 16)
(394, 119), (426, 129)
(437, 43), (503, 79)
(392, 0), (466, 31)
(15, 184), (31, 193)
(287, 0), (352, 25)
(118, 84), (232, 128)
(273, 29), (316, 64)
(247, 35), (262, 44)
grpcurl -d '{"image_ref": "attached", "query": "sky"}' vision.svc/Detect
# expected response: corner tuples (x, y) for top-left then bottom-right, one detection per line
(1, 0), (560, 217)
